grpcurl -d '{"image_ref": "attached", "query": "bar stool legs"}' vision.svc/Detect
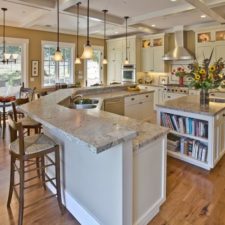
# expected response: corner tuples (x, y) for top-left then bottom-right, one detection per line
(55, 148), (63, 214)
(7, 156), (15, 207)
(18, 159), (25, 225)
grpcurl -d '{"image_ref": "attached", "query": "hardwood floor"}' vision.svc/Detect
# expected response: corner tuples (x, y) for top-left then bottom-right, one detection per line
(1, 126), (225, 225)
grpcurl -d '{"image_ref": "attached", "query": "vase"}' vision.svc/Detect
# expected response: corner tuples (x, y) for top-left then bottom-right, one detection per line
(200, 89), (209, 107)
(179, 76), (184, 86)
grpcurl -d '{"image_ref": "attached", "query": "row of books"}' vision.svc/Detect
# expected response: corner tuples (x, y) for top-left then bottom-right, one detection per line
(161, 113), (208, 138)
(167, 133), (208, 162)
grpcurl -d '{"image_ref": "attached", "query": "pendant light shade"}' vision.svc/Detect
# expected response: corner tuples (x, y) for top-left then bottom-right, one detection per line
(81, 0), (93, 59)
(54, 0), (63, 61)
(102, 9), (108, 65)
(1, 8), (18, 64)
(75, 2), (81, 64)
(124, 16), (129, 65)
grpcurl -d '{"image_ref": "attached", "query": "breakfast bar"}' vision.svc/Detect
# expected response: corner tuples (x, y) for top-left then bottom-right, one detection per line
(19, 85), (168, 225)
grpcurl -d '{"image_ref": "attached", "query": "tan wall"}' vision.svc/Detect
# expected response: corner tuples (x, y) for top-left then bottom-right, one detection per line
(184, 30), (195, 56)
(0, 25), (105, 90)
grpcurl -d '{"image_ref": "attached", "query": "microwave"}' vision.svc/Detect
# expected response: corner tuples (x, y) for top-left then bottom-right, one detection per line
(122, 64), (136, 83)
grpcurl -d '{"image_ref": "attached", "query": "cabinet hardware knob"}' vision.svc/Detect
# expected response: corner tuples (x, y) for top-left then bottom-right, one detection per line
(223, 114), (225, 117)
(139, 102), (143, 104)
(131, 98), (135, 101)
(146, 95), (149, 98)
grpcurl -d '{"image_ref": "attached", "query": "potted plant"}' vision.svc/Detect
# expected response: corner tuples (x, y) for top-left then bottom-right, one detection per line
(187, 50), (225, 106)
(172, 67), (187, 86)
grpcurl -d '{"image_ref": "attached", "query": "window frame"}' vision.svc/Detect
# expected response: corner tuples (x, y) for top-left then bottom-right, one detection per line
(41, 40), (75, 88)
(84, 45), (104, 87)
(0, 37), (29, 87)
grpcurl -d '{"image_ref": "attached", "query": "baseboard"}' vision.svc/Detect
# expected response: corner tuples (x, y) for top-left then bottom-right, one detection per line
(133, 197), (165, 225)
(46, 183), (101, 225)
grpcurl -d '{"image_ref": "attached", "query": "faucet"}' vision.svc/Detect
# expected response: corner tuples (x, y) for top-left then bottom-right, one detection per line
(71, 94), (83, 102)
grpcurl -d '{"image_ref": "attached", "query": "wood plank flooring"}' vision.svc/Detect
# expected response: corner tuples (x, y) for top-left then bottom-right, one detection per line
(1, 126), (225, 225)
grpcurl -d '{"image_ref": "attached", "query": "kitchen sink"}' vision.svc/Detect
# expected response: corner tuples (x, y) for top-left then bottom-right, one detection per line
(69, 98), (99, 109)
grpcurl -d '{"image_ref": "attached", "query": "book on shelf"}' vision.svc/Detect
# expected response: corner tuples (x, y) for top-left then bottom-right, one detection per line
(161, 113), (208, 139)
(167, 133), (180, 152)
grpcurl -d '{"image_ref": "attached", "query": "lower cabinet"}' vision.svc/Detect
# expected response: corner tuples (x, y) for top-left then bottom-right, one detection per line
(124, 93), (154, 121)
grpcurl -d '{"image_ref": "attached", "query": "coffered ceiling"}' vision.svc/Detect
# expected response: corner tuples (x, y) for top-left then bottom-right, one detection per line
(0, 0), (225, 38)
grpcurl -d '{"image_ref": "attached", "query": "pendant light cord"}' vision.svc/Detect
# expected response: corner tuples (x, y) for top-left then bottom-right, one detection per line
(57, 0), (59, 50)
(103, 10), (108, 59)
(76, 2), (81, 57)
(124, 16), (129, 60)
(3, 9), (5, 55)
(87, 0), (90, 45)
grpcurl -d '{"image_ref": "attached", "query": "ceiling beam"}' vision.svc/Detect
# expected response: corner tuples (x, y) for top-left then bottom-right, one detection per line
(185, 0), (225, 24)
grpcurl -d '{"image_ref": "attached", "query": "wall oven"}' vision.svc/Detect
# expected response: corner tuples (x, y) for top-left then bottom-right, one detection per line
(122, 64), (136, 83)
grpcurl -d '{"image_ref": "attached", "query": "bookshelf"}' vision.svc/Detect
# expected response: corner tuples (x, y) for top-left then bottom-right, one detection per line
(157, 106), (225, 170)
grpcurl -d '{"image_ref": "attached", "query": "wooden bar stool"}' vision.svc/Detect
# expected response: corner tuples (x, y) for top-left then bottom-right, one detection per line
(11, 99), (42, 135)
(7, 115), (64, 225)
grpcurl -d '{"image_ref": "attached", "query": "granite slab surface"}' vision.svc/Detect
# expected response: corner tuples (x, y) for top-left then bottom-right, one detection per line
(20, 86), (168, 153)
(157, 95), (225, 116)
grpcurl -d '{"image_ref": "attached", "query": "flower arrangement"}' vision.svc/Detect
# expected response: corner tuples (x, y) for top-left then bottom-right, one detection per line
(171, 67), (187, 77)
(187, 50), (225, 90)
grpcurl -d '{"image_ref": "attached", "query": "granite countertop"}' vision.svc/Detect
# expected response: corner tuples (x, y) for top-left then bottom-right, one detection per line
(157, 95), (225, 116)
(20, 86), (168, 153)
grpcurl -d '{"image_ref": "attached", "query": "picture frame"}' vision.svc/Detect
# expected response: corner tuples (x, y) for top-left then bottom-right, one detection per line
(31, 60), (39, 77)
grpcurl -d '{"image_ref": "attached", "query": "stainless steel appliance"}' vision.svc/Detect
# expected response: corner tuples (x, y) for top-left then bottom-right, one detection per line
(122, 64), (136, 83)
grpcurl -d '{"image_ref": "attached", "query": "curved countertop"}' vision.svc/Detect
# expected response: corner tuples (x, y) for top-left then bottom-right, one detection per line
(19, 86), (168, 153)
(157, 95), (225, 116)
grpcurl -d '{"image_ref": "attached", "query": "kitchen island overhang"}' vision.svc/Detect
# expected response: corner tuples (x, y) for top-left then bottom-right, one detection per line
(19, 85), (168, 225)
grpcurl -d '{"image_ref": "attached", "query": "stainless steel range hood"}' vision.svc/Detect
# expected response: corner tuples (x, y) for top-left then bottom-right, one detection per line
(163, 30), (194, 61)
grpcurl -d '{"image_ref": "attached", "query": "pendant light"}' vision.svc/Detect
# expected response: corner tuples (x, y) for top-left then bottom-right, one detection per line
(75, 2), (81, 64)
(81, 0), (93, 59)
(1, 8), (18, 64)
(53, 0), (63, 61)
(102, 9), (108, 65)
(124, 16), (129, 65)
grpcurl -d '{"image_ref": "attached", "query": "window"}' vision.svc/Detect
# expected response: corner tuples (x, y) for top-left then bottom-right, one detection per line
(42, 41), (74, 87)
(0, 38), (28, 96)
(85, 47), (103, 87)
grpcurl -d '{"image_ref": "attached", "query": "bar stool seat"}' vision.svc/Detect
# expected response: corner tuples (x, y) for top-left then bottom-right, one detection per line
(10, 133), (56, 155)
(17, 116), (41, 128)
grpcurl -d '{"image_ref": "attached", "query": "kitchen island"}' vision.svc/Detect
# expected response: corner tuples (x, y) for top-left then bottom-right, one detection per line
(156, 95), (225, 170)
(19, 85), (168, 225)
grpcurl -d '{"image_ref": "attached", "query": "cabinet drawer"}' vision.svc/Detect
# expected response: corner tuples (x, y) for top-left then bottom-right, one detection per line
(139, 93), (154, 102)
(125, 95), (140, 105)
(216, 110), (225, 123)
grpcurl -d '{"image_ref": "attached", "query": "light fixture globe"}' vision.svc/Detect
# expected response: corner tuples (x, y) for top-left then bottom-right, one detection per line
(75, 57), (81, 64)
(54, 48), (63, 61)
(81, 0), (93, 59)
(102, 58), (108, 64)
(124, 58), (129, 65)
(81, 43), (93, 59)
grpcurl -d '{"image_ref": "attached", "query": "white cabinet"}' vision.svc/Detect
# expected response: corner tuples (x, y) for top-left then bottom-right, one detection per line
(107, 36), (141, 84)
(141, 48), (154, 72)
(139, 85), (165, 110)
(215, 109), (225, 164)
(141, 34), (166, 72)
(124, 93), (154, 121)
(195, 29), (225, 63)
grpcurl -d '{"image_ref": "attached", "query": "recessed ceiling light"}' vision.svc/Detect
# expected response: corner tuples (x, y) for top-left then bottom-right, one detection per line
(170, 0), (177, 2)
(151, 24), (156, 27)
(201, 14), (206, 18)
(114, 31), (119, 34)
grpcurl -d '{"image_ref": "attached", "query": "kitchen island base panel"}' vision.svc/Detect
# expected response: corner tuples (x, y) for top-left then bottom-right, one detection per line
(45, 128), (133, 225)
(133, 136), (167, 225)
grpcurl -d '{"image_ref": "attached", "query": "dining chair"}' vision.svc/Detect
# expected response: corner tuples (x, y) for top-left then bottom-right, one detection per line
(7, 115), (63, 225)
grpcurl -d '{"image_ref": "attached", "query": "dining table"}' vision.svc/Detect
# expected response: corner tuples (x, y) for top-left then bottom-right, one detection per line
(0, 96), (16, 139)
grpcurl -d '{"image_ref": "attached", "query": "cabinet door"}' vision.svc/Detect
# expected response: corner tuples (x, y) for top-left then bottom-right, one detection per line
(196, 45), (215, 63)
(140, 100), (153, 121)
(153, 46), (164, 72)
(124, 103), (139, 119)
(107, 60), (115, 84)
(141, 48), (153, 72)
(114, 60), (122, 82)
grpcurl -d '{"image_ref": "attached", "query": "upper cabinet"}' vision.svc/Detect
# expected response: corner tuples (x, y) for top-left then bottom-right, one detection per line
(107, 36), (141, 84)
(195, 28), (225, 63)
(141, 34), (166, 73)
